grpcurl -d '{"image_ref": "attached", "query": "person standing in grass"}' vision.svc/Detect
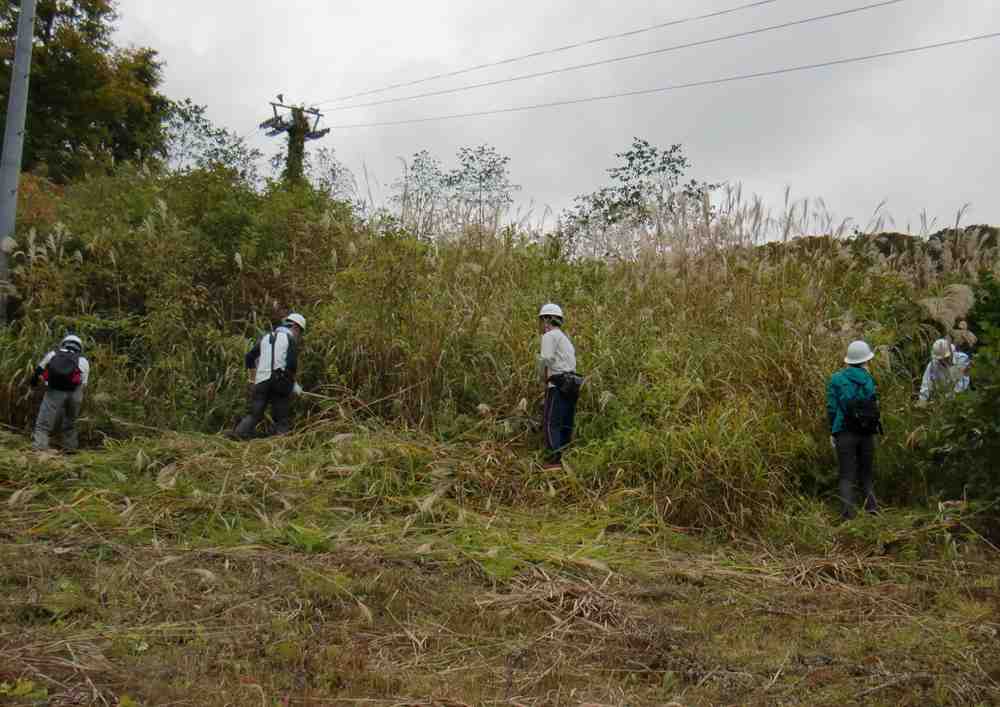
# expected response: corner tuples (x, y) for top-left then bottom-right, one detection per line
(230, 313), (306, 440)
(537, 303), (581, 470)
(827, 340), (883, 519)
(30, 334), (90, 453)
(918, 338), (970, 403)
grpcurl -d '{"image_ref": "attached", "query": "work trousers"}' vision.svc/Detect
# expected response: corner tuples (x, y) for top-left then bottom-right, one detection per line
(32, 388), (83, 451)
(543, 385), (578, 463)
(835, 430), (877, 519)
(234, 380), (292, 439)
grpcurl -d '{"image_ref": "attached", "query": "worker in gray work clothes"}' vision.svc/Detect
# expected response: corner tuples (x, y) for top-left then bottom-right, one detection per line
(229, 313), (305, 440)
(30, 334), (90, 453)
(537, 303), (583, 469)
(919, 338), (971, 404)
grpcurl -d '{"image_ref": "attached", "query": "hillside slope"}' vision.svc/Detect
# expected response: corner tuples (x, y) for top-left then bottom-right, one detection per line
(4, 168), (1000, 703)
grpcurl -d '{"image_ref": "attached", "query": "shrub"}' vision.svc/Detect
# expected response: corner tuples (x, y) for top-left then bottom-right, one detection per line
(4, 163), (995, 530)
(911, 275), (1000, 508)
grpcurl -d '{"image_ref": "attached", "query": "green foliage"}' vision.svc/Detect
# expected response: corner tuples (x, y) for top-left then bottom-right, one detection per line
(899, 276), (1000, 509)
(283, 108), (310, 185)
(561, 138), (717, 254)
(0, 0), (170, 182)
(4, 139), (997, 529)
(165, 99), (263, 183)
(444, 144), (519, 227)
(0, 678), (47, 700)
(393, 144), (520, 237)
(605, 138), (713, 220)
(912, 326), (1000, 505)
(967, 271), (1000, 345)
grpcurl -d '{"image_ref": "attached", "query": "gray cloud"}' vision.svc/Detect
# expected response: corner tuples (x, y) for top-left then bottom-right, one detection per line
(116, 0), (1000, 230)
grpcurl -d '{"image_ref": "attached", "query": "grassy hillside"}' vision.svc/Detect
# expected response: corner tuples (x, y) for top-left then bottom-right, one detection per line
(2, 168), (1000, 703)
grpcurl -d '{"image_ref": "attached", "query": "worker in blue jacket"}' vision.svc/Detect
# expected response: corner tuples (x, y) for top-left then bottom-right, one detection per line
(826, 340), (882, 519)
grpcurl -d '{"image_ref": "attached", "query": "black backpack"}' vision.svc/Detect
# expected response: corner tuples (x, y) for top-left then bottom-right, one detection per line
(844, 380), (883, 435)
(46, 349), (82, 391)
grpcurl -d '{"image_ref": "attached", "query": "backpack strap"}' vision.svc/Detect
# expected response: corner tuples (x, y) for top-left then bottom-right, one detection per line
(270, 329), (293, 373)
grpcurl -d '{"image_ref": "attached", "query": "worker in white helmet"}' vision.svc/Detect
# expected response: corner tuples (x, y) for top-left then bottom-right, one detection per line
(537, 303), (582, 469)
(30, 334), (91, 452)
(230, 313), (306, 440)
(826, 340), (883, 519)
(918, 338), (970, 403)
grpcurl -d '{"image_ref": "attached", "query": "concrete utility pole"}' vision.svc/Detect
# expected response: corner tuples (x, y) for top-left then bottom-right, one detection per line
(0, 0), (37, 325)
(259, 98), (330, 187)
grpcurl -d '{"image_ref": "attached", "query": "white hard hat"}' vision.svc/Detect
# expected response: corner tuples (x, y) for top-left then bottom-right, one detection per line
(844, 340), (874, 365)
(931, 338), (952, 360)
(538, 303), (564, 319)
(285, 313), (306, 331)
(61, 335), (83, 351)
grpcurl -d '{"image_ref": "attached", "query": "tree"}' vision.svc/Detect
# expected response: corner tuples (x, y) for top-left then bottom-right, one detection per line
(0, 0), (171, 183)
(390, 146), (519, 241)
(393, 150), (445, 240)
(444, 144), (519, 233)
(560, 138), (717, 258)
(559, 187), (620, 259)
(33, 0), (115, 47)
(605, 138), (715, 233)
(308, 146), (355, 202)
(166, 99), (263, 185)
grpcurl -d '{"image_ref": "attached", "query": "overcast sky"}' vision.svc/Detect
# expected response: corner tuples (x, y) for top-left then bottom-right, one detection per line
(115, 0), (999, 232)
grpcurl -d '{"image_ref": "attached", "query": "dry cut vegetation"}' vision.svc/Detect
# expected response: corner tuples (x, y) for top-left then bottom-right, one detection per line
(2, 428), (999, 706)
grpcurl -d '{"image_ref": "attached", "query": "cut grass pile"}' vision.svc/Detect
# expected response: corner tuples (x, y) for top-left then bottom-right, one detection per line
(1, 428), (998, 706)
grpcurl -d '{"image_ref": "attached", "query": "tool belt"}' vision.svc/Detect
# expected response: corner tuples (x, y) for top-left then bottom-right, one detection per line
(548, 372), (584, 398)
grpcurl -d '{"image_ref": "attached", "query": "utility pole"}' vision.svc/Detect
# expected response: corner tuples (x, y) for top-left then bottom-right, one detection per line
(259, 98), (330, 187)
(285, 108), (310, 185)
(0, 0), (37, 325)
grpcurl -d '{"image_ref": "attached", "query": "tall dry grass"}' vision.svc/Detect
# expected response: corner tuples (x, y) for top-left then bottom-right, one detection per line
(3, 166), (996, 527)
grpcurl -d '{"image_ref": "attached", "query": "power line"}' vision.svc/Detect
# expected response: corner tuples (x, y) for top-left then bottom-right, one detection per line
(329, 32), (1000, 129)
(316, 0), (788, 105)
(325, 0), (910, 113)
